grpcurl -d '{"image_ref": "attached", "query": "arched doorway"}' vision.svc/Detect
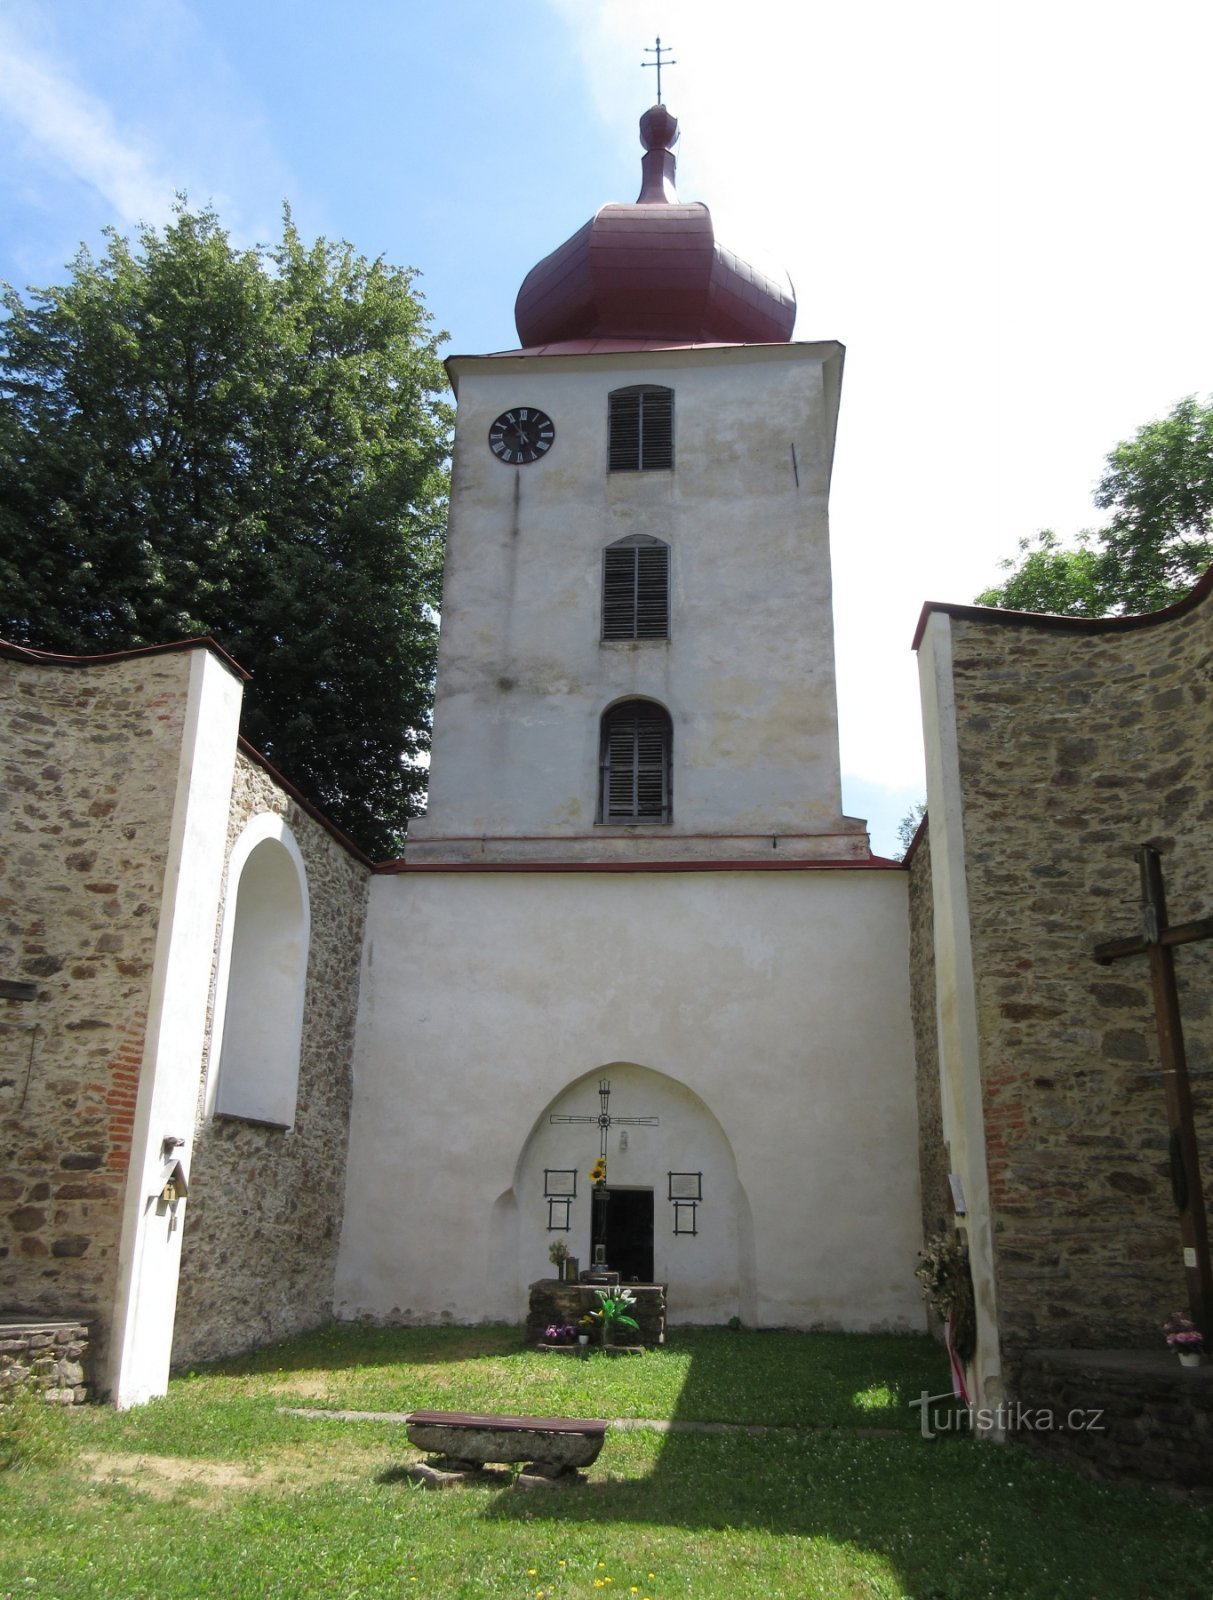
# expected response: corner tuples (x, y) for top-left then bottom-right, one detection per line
(510, 1063), (755, 1324)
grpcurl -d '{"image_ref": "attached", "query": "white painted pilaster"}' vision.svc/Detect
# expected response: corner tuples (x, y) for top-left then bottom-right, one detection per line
(109, 647), (243, 1406)
(917, 611), (1004, 1427)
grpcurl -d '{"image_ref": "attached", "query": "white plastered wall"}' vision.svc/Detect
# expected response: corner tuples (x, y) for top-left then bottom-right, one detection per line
(409, 342), (865, 862)
(109, 648), (243, 1406)
(917, 611), (1003, 1420)
(337, 866), (923, 1333)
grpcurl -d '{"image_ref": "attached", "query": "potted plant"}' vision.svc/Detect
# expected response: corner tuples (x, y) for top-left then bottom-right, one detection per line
(577, 1315), (594, 1346)
(544, 1322), (577, 1347)
(1163, 1311), (1206, 1366)
(548, 1239), (569, 1279)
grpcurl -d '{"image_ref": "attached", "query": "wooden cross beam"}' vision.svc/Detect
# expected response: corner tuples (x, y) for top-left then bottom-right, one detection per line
(1094, 844), (1213, 1341)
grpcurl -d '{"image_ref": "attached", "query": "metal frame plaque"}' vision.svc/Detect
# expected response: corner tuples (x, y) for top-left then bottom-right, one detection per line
(667, 1171), (702, 1201)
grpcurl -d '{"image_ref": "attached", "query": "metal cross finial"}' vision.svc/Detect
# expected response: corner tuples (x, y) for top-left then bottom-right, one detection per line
(642, 36), (676, 104)
(550, 1077), (659, 1159)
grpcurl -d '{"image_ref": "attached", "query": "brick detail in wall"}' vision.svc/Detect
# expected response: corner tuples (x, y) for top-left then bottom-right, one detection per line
(1, 653), (191, 1377)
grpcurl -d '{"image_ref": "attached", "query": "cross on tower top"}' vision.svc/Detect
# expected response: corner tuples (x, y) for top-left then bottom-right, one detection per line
(642, 36), (677, 104)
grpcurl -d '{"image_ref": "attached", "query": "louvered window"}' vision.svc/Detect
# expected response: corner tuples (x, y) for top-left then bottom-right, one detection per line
(599, 701), (672, 824)
(602, 536), (670, 640)
(608, 386), (674, 472)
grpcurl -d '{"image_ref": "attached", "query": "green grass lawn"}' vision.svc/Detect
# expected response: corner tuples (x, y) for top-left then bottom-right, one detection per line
(2, 1325), (1211, 1599)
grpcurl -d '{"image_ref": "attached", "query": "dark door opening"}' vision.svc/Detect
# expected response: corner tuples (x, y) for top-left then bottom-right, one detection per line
(591, 1186), (654, 1283)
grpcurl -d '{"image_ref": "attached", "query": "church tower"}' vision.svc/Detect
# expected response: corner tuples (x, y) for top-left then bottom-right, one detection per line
(338, 98), (921, 1335)
(407, 103), (869, 865)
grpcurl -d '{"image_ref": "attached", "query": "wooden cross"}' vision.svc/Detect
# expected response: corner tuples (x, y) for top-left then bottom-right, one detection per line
(642, 36), (677, 104)
(1094, 844), (1213, 1340)
(550, 1078), (658, 1159)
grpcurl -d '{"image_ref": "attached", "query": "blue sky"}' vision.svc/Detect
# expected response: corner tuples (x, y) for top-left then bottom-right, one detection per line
(4, 0), (1213, 854)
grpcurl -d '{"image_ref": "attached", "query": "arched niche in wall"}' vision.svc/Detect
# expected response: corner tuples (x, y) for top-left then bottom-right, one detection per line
(502, 1063), (756, 1326)
(208, 815), (310, 1128)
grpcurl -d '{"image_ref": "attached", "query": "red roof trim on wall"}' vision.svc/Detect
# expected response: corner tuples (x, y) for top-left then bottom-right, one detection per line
(0, 633), (252, 680)
(236, 738), (375, 870)
(911, 563), (1213, 652)
(375, 856), (904, 876)
(901, 812), (928, 867)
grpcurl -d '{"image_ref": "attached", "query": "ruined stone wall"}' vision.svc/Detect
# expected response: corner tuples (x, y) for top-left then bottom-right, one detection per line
(946, 587), (1213, 1349)
(0, 650), (192, 1370)
(908, 825), (950, 1243)
(171, 751), (369, 1366)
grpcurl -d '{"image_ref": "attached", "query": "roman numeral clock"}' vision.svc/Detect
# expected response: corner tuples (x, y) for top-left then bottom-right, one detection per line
(488, 407), (555, 465)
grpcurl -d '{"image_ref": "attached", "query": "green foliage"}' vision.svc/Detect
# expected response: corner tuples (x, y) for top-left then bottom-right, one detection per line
(1094, 394), (1213, 612)
(975, 529), (1105, 616)
(4, 1324), (1213, 1599)
(0, 203), (451, 857)
(977, 396), (1213, 618)
(895, 801), (926, 859)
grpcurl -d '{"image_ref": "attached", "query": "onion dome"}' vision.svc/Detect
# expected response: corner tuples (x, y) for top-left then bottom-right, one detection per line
(514, 105), (796, 348)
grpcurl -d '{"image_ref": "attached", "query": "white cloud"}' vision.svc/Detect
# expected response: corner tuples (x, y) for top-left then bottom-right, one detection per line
(0, 24), (178, 230)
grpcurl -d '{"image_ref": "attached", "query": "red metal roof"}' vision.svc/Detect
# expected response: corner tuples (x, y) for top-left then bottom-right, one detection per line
(514, 105), (795, 349)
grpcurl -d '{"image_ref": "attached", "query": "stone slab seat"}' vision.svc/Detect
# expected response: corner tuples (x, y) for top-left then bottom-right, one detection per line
(404, 1409), (608, 1472)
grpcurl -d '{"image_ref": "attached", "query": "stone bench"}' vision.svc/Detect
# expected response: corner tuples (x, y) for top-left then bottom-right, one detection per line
(404, 1409), (608, 1483)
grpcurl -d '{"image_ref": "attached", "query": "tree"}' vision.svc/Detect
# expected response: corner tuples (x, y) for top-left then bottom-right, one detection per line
(0, 205), (451, 857)
(896, 801), (926, 860)
(976, 396), (1213, 617)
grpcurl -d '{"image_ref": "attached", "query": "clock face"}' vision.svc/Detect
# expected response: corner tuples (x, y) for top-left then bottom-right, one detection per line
(488, 407), (555, 465)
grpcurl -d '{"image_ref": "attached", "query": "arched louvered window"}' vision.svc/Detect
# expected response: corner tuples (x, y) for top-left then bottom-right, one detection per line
(608, 385), (674, 472)
(602, 535), (670, 640)
(599, 701), (672, 824)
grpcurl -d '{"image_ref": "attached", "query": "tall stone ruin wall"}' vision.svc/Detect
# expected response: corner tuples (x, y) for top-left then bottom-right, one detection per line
(945, 580), (1213, 1350)
(0, 648), (194, 1375)
(171, 750), (369, 1368)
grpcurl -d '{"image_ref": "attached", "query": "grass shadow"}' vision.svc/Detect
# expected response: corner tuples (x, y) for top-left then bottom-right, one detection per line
(469, 1337), (1213, 1599)
(191, 1321), (523, 1379)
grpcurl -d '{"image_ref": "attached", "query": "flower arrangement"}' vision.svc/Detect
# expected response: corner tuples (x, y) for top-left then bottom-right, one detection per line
(914, 1230), (976, 1361)
(1162, 1311), (1205, 1354)
(544, 1322), (577, 1345)
(548, 1239), (569, 1266)
(592, 1285), (640, 1345)
(577, 1314), (595, 1332)
(589, 1157), (607, 1186)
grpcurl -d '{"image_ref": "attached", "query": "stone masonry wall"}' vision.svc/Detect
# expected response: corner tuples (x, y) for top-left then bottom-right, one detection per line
(0, 650), (193, 1376)
(0, 1317), (92, 1404)
(1006, 1348), (1213, 1492)
(946, 586), (1213, 1350)
(171, 751), (369, 1367)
